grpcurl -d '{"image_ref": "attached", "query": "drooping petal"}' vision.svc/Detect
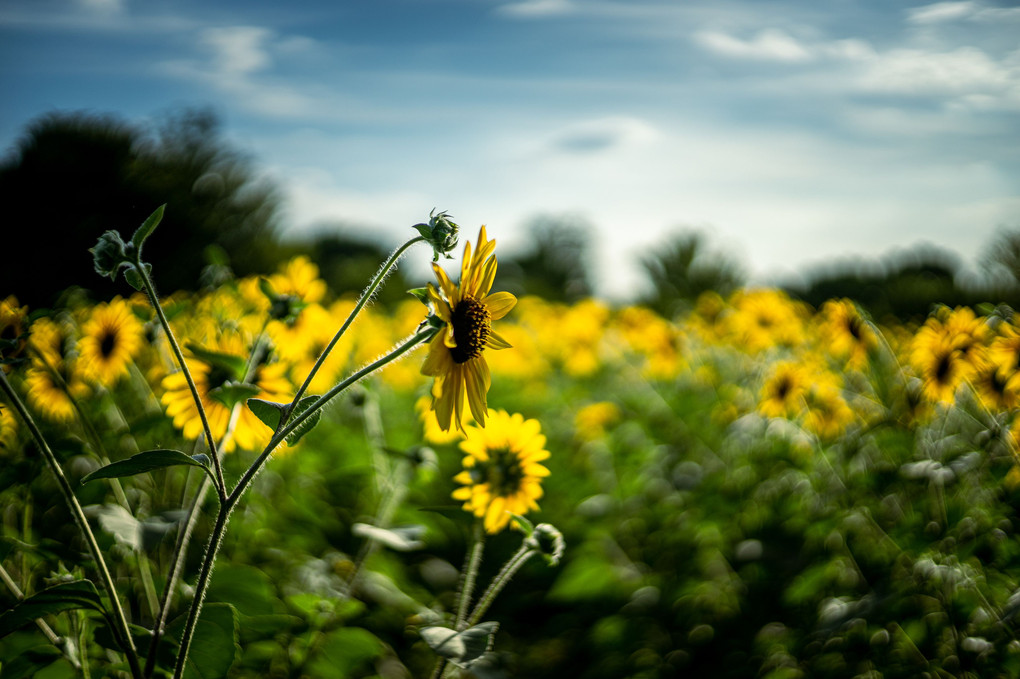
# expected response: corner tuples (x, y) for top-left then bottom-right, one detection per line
(421, 336), (452, 377)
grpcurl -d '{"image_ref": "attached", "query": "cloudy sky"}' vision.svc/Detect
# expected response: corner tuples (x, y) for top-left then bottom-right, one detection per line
(2, 0), (1018, 298)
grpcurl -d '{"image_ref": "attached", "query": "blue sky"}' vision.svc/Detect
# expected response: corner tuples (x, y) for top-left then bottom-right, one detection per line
(2, 0), (1019, 298)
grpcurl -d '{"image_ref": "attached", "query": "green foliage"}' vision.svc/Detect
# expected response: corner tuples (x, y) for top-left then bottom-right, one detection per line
(80, 449), (213, 485)
(0, 581), (106, 638)
(639, 231), (746, 317)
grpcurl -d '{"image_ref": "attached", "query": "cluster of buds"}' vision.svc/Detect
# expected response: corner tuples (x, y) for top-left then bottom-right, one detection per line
(413, 209), (460, 262)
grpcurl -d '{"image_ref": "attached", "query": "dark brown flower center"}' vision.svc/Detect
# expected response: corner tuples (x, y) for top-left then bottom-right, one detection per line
(450, 296), (491, 364)
(468, 447), (524, 496)
(99, 329), (117, 358)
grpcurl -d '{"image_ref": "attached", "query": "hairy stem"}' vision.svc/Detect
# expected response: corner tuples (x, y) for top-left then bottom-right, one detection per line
(0, 371), (143, 679)
(133, 255), (227, 502)
(468, 546), (535, 626)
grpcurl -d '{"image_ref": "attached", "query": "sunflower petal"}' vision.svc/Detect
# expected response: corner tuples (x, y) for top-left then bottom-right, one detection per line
(483, 292), (517, 321)
(485, 330), (513, 351)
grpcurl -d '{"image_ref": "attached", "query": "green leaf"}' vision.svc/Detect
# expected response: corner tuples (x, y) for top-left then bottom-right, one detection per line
(0, 644), (68, 679)
(89, 504), (141, 551)
(208, 381), (261, 409)
(123, 262), (152, 291)
(184, 343), (247, 380)
(131, 204), (166, 250)
(257, 277), (278, 302)
(246, 396), (321, 445)
(351, 523), (426, 551)
(0, 581), (107, 639)
(509, 513), (534, 537)
(420, 622), (499, 668)
(408, 287), (430, 305)
(80, 449), (213, 485)
(304, 628), (384, 677)
(165, 603), (239, 679)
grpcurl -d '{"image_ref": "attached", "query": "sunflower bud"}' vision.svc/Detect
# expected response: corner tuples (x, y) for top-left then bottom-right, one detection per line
(525, 523), (566, 566)
(413, 209), (460, 262)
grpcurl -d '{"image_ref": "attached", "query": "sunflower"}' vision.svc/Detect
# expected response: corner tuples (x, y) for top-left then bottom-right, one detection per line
(819, 299), (877, 369)
(759, 361), (811, 419)
(78, 298), (145, 386)
(23, 363), (91, 423)
(0, 295), (29, 370)
(421, 226), (516, 431)
(803, 384), (855, 440)
(0, 401), (18, 452)
(452, 410), (550, 534)
(161, 333), (292, 452)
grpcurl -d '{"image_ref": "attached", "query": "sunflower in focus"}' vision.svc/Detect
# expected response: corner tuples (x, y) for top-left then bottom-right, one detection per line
(78, 298), (145, 386)
(421, 226), (516, 431)
(452, 410), (550, 534)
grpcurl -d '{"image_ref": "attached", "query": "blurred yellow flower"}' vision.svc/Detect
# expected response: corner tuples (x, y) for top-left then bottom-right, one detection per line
(452, 410), (550, 534)
(78, 298), (144, 386)
(819, 299), (877, 369)
(574, 401), (620, 441)
(421, 226), (516, 431)
(0, 295), (29, 370)
(269, 255), (327, 305)
(725, 289), (807, 353)
(911, 314), (981, 405)
(161, 333), (291, 452)
(0, 401), (18, 452)
(416, 393), (466, 445)
(803, 383), (854, 440)
(24, 363), (90, 423)
(759, 361), (810, 419)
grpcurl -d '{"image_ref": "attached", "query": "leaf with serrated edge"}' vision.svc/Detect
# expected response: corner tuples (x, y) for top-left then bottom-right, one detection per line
(81, 449), (213, 485)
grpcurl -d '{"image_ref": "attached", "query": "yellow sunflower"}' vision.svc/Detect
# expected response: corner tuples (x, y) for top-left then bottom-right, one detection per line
(421, 226), (517, 431)
(161, 333), (292, 452)
(911, 323), (973, 405)
(0, 295), (29, 370)
(759, 361), (811, 419)
(0, 401), (18, 452)
(23, 363), (91, 423)
(451, 410), (550, 534)
(78, 298), (145, 386)
(819, 299), (877, 369)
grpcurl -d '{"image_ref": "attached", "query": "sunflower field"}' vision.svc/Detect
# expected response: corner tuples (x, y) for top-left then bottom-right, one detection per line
(4, 210), (1020, 679)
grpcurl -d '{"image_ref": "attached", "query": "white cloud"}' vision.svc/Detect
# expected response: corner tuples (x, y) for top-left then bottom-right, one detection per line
(855, 46), (1019, 101)
(497, 0), (575, 18)
(202, 26), (273, 75)
(907, 1), (977, 24)
(694, 28), (814, 63)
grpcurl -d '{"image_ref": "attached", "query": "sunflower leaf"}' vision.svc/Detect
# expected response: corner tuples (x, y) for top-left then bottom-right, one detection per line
(351, 523), (426, 551)
(509, 513), (534, 537)
(419, 622), (499, 667)
(0, 580), (108, 639)
(407, 287), (430, 306)
(81, 449), (214, 485)
(131, 204), (165, 251)
(208, 381), (261, 409)
(123, 262), (152, 291)
(185, 342), (247, 380)
(247, 396), (321, 445)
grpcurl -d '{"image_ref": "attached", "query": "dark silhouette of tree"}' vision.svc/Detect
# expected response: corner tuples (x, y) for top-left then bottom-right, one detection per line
(639, 231), (745, 318)
(500, 215), (593, 302)
(982, 228), (1020, 290)
(0, 109), (283, 308)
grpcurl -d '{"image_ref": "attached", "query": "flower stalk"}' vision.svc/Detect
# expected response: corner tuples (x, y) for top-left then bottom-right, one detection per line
(0, 370), (143, 679)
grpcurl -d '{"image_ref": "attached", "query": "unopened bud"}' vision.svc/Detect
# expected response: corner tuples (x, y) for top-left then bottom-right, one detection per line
(525, 523), (566, 566)
(413, 209), (460, 262)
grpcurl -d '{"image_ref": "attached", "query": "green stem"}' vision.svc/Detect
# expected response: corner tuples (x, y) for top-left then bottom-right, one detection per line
(286, 236), (424, 416)
(0, 371), (143, 679)
(228, 327), (437, 507)
(133, 255), (227, 502)
(467, 546), (535, 626)
(171, 503), (230, 679)
(455, 521), (485, 631)
(172, 329), (434, 678)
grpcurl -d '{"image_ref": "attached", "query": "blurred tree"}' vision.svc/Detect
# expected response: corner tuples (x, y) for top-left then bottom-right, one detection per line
(982, 228), (1020, 290)
(0, 109), (283, 308)
(500, 215), (593, 302)
(298, 229), (413, 307)
(639, 231), (745, 318)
